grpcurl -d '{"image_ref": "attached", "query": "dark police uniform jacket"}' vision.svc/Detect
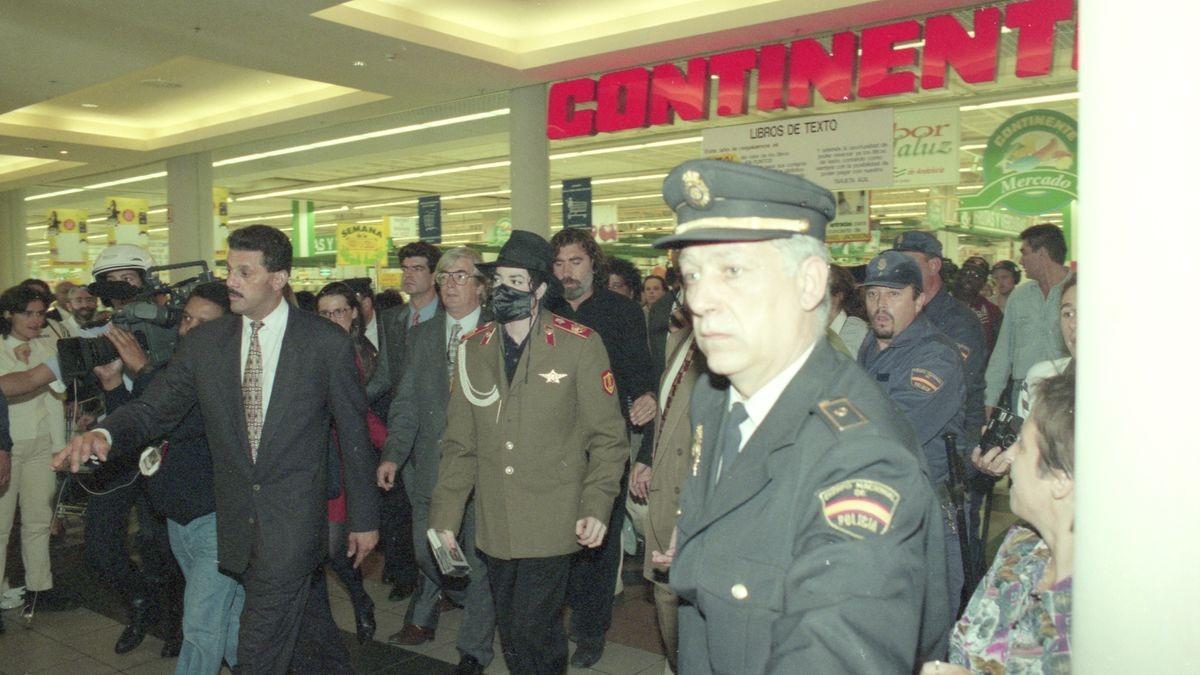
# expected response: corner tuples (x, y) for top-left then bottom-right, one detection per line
(671, 338), (951, 674)
(923, 289), (986, 445)
(858, 313), (967, 485)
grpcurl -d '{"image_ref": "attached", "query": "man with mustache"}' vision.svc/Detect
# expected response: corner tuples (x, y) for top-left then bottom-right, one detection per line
(857, 249), (967, 616)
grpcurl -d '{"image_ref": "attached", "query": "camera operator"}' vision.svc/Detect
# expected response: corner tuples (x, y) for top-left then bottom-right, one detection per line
(98, 282), (243, 671)
(76, 244), (184, 657)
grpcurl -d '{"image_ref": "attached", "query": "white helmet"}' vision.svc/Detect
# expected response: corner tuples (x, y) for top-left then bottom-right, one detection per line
(92, 244), (154, 283)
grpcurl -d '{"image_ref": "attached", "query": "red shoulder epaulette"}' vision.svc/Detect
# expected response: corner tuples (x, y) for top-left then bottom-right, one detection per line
(551, 315), (593, 339)
(461, 322), (494, 343)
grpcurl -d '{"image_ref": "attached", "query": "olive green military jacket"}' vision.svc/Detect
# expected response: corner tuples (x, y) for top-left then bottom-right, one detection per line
(429, 309), (628, 560)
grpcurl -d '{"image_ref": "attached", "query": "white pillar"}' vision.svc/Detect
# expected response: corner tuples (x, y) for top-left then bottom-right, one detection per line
(509, 85), (550, 237)
(166, 152), (214, 279)
(0, 189), (28, 288)
(1074, 1), (1200, 671)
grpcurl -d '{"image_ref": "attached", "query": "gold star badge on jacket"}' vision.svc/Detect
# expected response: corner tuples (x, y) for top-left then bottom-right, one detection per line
(539, 369), (568, 384)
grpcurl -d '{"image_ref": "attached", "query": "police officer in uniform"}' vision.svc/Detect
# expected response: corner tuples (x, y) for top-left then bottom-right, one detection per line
(654, 159), (951, 673)
(428, 230), (627, 675)
(857, 250), (967, 616)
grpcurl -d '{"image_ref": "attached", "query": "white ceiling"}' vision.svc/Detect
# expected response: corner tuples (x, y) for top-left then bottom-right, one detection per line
(1, 0), (1078, 264)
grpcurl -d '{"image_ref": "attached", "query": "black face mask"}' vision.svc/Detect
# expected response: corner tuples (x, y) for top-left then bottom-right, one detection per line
(491, 283), (536, 323)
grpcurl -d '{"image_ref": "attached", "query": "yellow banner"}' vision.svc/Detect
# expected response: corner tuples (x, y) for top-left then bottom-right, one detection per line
(105, 197), (148, 246)
(47, 208), (89, 265)
(336, 221), (387, 266)
(378, 269), (402, 290)
(213, 187), (229, 258)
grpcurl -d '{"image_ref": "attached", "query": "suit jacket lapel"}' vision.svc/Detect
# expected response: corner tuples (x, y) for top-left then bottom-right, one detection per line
(691, 340), (836, 534)
(256, 307), (301, 461)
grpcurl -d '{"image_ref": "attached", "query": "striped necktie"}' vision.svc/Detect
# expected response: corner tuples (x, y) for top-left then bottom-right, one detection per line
(447, 322), (462, 379)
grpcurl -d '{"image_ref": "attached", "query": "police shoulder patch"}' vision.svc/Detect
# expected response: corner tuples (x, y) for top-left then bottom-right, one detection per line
(817, 398), (869, 432)
(910, 367), (944, 393)
(552, 315), (593, 339)
(817, 478), (901, 539)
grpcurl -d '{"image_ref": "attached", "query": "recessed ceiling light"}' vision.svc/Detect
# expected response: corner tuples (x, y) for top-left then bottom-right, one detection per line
(353, 61), (365, 67)
(81, 103), (100, 108)
(58, 150), (69, 155)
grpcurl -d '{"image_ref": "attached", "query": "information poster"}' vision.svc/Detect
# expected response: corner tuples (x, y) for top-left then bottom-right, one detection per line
(47, 208), (88, 264)
(388, 215), (418, 241)
(213, 187), (229, 259)
(105, 197), (148, 246)
(378, 269), (403, 290)
(562, 177), (592, 228)
(892, 107), (961, 188)
(594, 204), (619, 242)
(826, 190), (871, 243)
(336, 221), (387, 266)
(418, 196), (441, 243)
(702, 109), (894, 190)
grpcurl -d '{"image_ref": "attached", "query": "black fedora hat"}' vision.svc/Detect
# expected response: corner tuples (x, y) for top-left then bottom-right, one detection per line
(477, 230), (561, 293)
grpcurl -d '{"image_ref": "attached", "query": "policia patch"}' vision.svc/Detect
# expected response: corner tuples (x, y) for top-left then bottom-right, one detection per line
(910, 368), (944, 393)
(817, 479), (900, 539)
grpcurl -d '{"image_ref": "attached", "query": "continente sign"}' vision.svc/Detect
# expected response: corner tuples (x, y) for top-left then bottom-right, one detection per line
(958, 109), (1077, 215)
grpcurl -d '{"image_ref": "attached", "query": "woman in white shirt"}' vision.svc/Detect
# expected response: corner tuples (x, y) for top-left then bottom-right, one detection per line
(0, 285), (67, 612)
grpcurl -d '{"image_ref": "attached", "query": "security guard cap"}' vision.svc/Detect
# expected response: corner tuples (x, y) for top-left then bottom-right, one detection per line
(861, 250), (924, 292)
(891, 230), (943, 257)
(653, 159), (836, 249)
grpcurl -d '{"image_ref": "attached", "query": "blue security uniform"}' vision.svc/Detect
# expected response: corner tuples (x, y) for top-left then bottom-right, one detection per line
(858, 312), (966, 614)
(923, 288), (985, 445)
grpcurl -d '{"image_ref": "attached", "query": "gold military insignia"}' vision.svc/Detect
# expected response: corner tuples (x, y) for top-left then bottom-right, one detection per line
(876, 257), (888, 271)
(551, 315), (593, 339)
(690, 424), (703, 477)
(681, 170), (711, 209)
(817, 478), (901, 540)
(817, 398), (869, 432)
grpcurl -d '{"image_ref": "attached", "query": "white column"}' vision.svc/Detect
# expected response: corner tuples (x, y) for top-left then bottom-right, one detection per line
(509, 85), (550, 237)
(0, 189), (28, 288)
(166, 152), (214, 279)
(1075, 1), (1200, 671)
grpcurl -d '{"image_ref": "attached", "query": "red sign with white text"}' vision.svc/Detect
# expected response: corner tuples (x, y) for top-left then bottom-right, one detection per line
(547, 0), (1076, 139)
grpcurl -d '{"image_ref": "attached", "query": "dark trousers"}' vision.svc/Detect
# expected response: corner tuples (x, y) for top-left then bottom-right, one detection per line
(481, 551), (572, 675)
(380, 482), (417, 587)
(566, 469), (628, 645)
(83, 474), (182, 620)
(327, 518), (373, 616)
(235, 566), (350, 675)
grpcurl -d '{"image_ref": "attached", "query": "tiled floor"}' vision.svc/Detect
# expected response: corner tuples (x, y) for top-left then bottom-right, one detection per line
(1, 484), (1019, 675)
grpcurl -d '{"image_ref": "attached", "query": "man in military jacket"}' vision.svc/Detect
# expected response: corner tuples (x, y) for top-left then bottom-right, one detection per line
(653, 159), (952, 674)
(429, 230), (627, 675)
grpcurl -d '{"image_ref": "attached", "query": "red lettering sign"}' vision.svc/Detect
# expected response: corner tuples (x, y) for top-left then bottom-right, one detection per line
(545, 0), (1077, 139)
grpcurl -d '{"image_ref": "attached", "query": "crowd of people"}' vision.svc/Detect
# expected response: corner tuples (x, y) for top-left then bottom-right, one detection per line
(0, 158), (1076, 674)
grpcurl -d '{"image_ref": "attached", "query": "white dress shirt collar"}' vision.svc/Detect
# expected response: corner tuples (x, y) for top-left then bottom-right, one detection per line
(727, 342), (817, 451)
(445, 306), (482, 345)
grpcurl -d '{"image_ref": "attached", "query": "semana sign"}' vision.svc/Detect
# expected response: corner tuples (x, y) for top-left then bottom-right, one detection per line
(47, 208), (88, 264)
(547, 0), (1077, 139)
(959, 109), (1077, 215)
(702, 109), (893, 190)
(105, 197), (148, 246)
(336, 221), (387, 266)
(892, 107), (960, 187)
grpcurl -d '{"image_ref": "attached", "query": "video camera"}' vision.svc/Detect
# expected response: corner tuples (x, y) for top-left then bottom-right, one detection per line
(57, 260), (217, 379)
(980, 406), (1020, 450)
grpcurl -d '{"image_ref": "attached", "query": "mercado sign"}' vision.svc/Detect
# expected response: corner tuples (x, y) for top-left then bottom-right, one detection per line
(958, 109), (1077, 215)
(547, 0), (1076, 139)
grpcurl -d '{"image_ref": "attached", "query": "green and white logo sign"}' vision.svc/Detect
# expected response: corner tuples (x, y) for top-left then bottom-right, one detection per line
(959, 109), (1077, 216)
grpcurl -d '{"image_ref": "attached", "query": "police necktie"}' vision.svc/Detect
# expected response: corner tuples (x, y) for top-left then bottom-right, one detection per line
(242, 320), (264, 463)
(717, 402), (749, 485)
(447, 321), (462, 379)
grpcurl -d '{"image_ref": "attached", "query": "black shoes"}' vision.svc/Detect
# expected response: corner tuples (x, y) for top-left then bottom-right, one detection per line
(454, 654), (485, 674)
(570, 641), (605, 668)
(160, 633), (183, 658)
(355, 602), (377, 644)
(114, 596), (154, 655)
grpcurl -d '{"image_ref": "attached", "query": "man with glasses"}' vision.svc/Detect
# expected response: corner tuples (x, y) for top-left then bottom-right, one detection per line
(376, 247), (497, 673)
(430, 231), (626, 675)
(369, 240), (443, 602)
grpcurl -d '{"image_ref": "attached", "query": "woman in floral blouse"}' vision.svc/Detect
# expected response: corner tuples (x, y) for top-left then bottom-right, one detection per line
(923, 366), (1075, 674)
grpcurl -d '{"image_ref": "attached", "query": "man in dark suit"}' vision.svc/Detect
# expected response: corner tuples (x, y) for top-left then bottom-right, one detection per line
(652, 160), (951, 673)
(376, 247), (496, 674)
(56, 225), (380, 674)
(367, 241), (442, 599)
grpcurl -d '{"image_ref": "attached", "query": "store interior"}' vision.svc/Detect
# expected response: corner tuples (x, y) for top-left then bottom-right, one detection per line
(1, 1), (1076, 288)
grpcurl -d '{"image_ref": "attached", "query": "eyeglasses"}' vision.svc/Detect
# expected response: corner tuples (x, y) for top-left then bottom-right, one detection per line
(435, 271), (477, 286)
(400, 264), (429, 274)
(318, 307), (352, 319)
